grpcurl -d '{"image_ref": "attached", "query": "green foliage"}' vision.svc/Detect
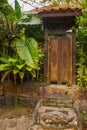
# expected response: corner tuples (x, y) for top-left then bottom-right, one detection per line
(82, 111), (87, 121)
(77, 52), (87, 90)
(0, 0), (8, 5)
(0, 37), (42, 84)
(15, 38), (41, 69)
(21, 14), (44, 42)
(0, 0), (22, 22)
(23, 25), (44, 42)
(40, 0), (83, 7)
(0, 55), (24, 83)
(0, 0), (23, 46)
(15, 0), (22, 19)
(0, 0), (43, 84)
(0, 0), (16, 25)
(76, 0), (87, 90)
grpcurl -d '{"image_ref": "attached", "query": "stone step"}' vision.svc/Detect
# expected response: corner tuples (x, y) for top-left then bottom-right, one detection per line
(43, 98), (74, 108)
(30, 124), (75, 130)
(33, 99), (83, 130)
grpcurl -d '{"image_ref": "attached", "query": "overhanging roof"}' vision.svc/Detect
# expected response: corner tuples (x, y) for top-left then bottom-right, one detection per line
(35, 7), (82, 17)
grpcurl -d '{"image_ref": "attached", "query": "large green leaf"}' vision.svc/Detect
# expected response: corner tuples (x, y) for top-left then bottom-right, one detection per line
(15, 0), (22, 19)
(26, 38), (39, 67)
(13, 67), (19, 75)
(0, 64), (10, 71)
(30, 70), (36, 78)
(18, 71), (25, 80)
(8, 57), (18, 63)
(16, 64), (25, 70)
(16, 38), (39, 69)
(0, 57), (9, 63)
(25, 66), (32, 71)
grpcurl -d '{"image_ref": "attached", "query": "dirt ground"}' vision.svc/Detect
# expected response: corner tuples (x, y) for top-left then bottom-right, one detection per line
(0, 106), (33, 119)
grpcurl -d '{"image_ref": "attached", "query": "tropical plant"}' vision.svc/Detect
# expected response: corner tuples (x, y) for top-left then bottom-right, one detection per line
(15, 0), (22, 19)
(15, 37), (42, 79)
(0, 37), (42, 84)
(0, 0), (23, 53)
(76, 0), (87, 90)
(0, 0), (22, 82)
(15, 38), (41, 69)
(0, 0), (43, 83)
(76, 52), (87, 90)
(0, 55), (24, 84)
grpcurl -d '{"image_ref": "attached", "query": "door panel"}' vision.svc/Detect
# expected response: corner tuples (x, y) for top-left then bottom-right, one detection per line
(48, 36), (72, 85)
(59, 37), (71, 84)
(50, 38), (58, 82)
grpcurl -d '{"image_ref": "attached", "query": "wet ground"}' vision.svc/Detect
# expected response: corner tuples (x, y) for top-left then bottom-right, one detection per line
(0, 106), (33, 119)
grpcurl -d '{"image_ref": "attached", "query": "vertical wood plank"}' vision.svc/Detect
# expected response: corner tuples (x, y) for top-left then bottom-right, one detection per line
(48, 37), (50, 83)
(59, 36), (72, 85)
(44, 28), (49, 83)
(50, 38), (58, 82)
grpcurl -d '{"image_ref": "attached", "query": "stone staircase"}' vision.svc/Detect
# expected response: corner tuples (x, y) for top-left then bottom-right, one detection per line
(32, 96), (83, 130)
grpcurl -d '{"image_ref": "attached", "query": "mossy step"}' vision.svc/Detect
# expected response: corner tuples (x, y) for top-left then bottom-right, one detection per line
(43, 98), (74, 108)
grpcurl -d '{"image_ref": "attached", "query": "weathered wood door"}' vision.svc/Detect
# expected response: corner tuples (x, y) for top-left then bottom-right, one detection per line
(48, 36), (72, 85)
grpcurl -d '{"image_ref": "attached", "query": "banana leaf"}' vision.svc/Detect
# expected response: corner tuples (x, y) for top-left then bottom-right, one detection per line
(13, 67), (19, 75)
(16, 38), (39, 69)
(18, 71), (25, 80)
(0, 57), (9, 63)
(0, 64), (10, 71)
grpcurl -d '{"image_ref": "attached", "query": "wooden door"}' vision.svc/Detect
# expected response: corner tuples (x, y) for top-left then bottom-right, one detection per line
(48, 36), (72, 85)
